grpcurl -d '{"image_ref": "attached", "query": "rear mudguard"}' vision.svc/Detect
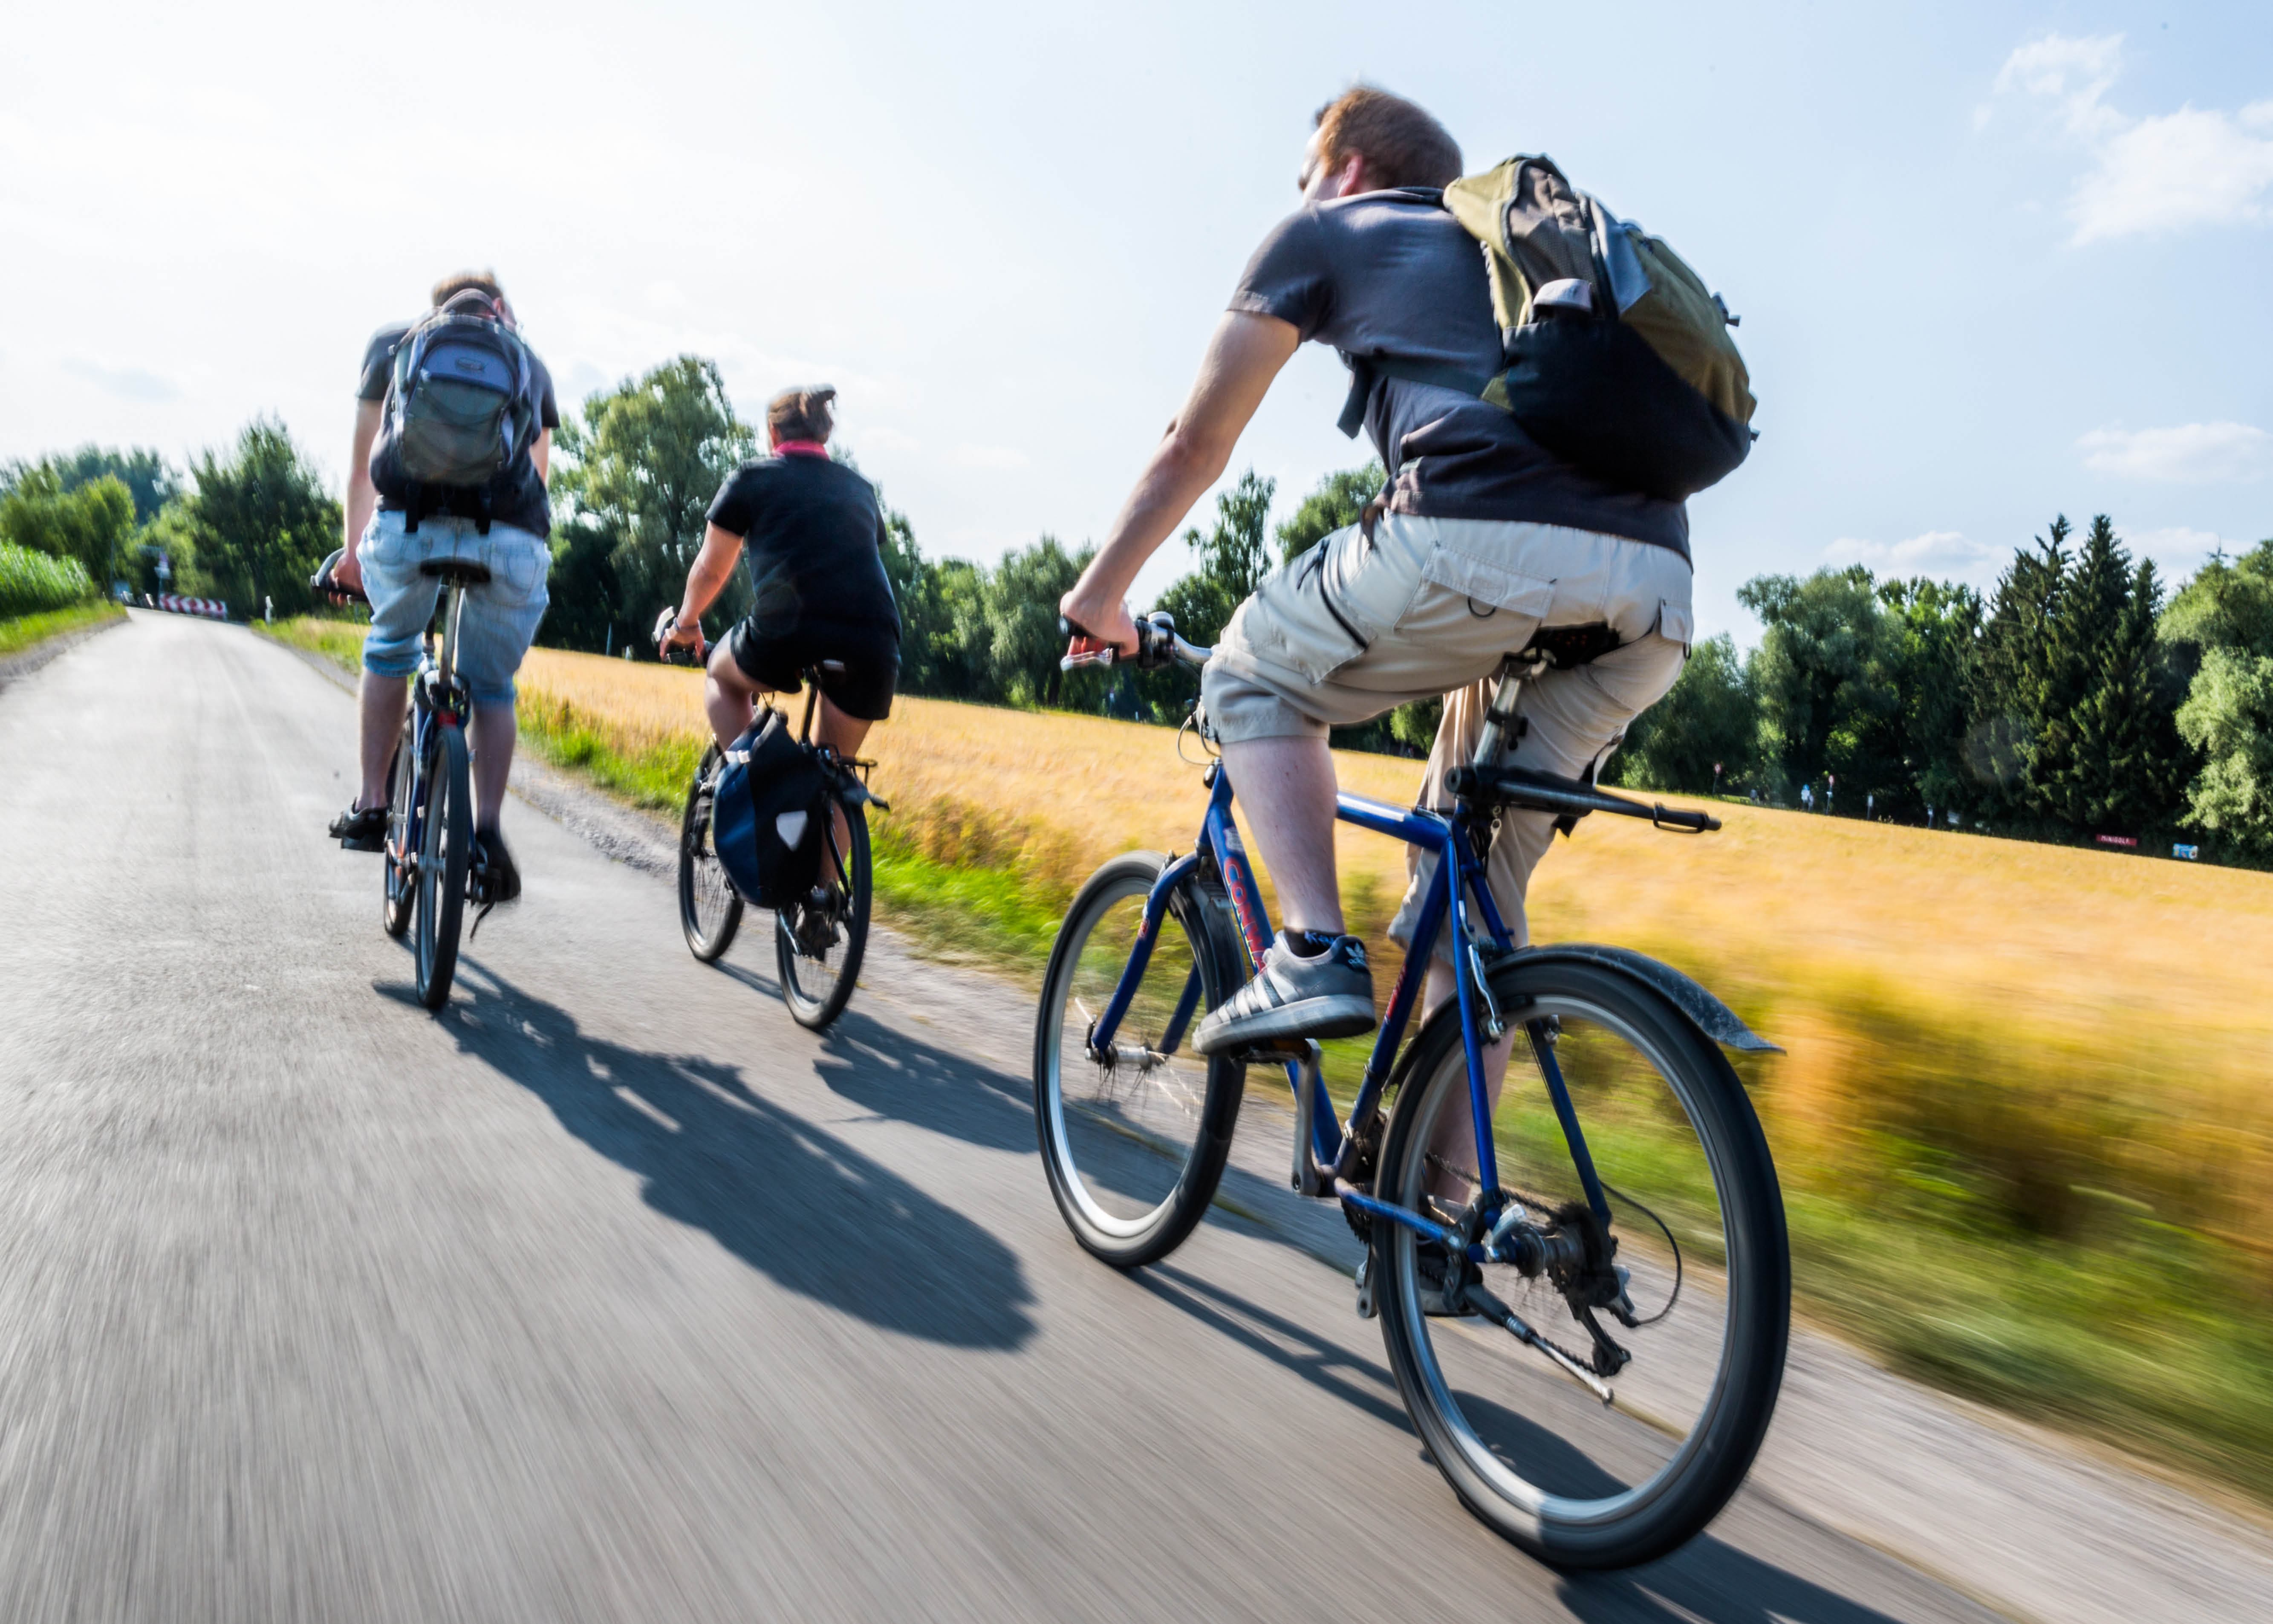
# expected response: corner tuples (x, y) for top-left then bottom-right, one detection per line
(1502, 942), (1781, 1055)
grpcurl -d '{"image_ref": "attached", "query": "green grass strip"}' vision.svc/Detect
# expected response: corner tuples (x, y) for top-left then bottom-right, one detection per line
(0, 600), (124, 659)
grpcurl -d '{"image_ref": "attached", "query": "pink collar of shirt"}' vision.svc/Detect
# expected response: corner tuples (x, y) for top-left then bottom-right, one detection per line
(774, 440), (829, 458)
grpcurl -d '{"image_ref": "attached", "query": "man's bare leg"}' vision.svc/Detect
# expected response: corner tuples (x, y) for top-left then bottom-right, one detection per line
(469, 703), (516, 835)
(357, 672), (410, 810)
(1219, 734), (1343, 933)
(813, 695), (871, 891)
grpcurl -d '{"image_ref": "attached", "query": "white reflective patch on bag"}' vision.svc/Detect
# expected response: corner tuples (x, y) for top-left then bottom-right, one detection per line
(775, 809), (809, 848)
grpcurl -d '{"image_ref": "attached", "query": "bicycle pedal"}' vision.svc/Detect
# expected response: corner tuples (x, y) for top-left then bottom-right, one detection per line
(1355, 1254), (1378, 1320)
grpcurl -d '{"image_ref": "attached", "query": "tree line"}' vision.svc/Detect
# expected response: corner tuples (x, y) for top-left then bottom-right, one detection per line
(6, 349), (2265, 863)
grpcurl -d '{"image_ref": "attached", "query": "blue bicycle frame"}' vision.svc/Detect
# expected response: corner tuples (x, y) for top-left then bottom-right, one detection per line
(1085, 762), (1611, 1264)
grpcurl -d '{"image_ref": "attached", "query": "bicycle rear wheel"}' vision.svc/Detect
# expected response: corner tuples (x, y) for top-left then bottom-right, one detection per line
(413, 720), (472, 1010)
(382, 719), (415, 939)
(775, 796), (869, 1030)
(1033, 852), (1245, 1267)
(679, 742), (744, 961)
(1373, 957), (1788, 1569)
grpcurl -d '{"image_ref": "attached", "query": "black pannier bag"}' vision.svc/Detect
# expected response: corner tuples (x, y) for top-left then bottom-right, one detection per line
(710, 711), (831, 908)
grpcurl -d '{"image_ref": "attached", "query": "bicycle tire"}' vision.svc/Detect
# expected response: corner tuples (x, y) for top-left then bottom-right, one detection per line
(774, 795), (869, 1030)
(381, 719), (415, 940)
(1033, 852), (1247, 1268)
(413, 720), (472, 1010)
(1373, 956), (1788, 1569)
(679, 742), (744, 962)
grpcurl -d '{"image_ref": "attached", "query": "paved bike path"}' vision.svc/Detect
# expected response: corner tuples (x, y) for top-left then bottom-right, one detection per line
(0, 610), (2241, 1620)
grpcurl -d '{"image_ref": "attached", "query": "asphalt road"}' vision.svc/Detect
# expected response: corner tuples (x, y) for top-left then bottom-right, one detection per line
(0, 611), (2202, 1620)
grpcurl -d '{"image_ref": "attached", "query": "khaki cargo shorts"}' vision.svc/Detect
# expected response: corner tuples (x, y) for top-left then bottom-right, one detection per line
(1201, 513), (1693, 956)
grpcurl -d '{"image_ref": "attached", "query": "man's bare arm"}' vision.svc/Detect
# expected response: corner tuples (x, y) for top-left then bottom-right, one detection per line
(1060, 310), (1300, 651)
(336, 399), (384, 588)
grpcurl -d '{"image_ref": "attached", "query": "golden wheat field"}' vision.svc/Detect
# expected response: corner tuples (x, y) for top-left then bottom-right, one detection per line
(521, 644), (2273, 1050)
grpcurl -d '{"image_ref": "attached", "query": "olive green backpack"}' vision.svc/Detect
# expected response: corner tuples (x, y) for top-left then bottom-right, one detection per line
(1343, 155), (1756, 501)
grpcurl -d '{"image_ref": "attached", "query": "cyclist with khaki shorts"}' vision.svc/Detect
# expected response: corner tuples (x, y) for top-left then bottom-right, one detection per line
(1058, 86), (1694, 1056)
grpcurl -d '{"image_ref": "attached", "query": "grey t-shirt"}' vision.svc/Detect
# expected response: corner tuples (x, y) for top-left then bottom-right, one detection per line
(1229, 189), (1689, 559)
(358, 323), (562, 538)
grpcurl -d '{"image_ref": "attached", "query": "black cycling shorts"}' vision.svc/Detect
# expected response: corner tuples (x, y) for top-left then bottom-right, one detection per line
(726, 617), (901, 722)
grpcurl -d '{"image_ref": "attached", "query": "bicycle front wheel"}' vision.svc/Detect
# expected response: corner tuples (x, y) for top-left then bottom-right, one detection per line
(382, 719), (415, 940)
(679, 742), (743, 961)
(1373, 957), (1788, 1569)
(1033, 852), (1245, 1268)
(774, 796), (869, 1030)
(413, 720), (472, 1010)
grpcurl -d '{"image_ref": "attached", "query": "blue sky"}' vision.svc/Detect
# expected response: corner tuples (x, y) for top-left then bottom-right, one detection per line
(3, 1), (2268, 641)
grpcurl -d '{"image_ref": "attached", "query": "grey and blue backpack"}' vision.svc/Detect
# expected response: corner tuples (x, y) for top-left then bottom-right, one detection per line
(368, 290), (543, 529)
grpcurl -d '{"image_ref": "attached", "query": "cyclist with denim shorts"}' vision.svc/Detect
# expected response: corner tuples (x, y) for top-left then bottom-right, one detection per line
(327, 270), (558, 905)
(1057, 87), (1696, 1058)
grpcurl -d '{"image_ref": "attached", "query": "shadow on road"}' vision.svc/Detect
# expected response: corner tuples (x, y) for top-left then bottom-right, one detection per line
(1144, 1271), (1917, 1624)
(810, 1006), (1034, 1155)
(1556, 1541), (1921, 1624)
(397, 961), (1035, 1351)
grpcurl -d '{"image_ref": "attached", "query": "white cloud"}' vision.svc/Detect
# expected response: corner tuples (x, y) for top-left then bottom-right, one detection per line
(952, 442), (1029, 471)
(2128, 526), (2230, 579)
(1824, 529), (2003, 579)
(1989, 33), (2273, 242)
(62, 358), (180, 401)
(1993, 32), (2125, 139)
(2077, 421), (2272, 483)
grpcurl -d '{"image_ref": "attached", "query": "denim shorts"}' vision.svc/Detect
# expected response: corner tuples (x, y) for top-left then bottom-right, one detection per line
(358, 510), (551, 706)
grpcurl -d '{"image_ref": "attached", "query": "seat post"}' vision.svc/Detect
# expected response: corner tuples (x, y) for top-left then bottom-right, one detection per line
(1470, 659), (1534, 774)
(439, 582), (468, 689)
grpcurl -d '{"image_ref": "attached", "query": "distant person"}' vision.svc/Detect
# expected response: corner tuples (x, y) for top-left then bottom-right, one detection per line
(1055, 85), (1700, 1056)
(326, 270), (560, 910)
(1800, 782), (1814, 812)
(658, 386), (901, 762)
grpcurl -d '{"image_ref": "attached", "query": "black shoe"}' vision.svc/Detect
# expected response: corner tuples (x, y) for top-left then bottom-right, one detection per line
(471, 832), (521, 905)
(329, 803), (387, 852)
(1192, 931), (1375, 1056)
(790, 887), (840, 957)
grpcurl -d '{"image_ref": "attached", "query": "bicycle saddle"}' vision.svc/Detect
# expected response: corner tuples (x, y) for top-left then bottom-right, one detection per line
(419, 559), (492, 586)
(1519, 622), (1621, 670)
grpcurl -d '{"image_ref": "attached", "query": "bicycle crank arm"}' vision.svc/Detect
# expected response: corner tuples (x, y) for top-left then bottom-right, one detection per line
(1463, 1282), (1615, 1405)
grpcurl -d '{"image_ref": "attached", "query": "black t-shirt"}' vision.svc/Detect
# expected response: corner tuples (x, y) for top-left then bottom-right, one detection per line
(358, 323), (562, 537)
(705, 454), (901, 642)
(1230, 190), (1689, 559)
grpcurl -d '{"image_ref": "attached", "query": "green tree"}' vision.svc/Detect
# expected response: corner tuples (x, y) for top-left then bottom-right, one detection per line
(2175, 646), (2273, 854)
(55, 446), (179, 525)
(0, 465), (137, 586)
(550, 356), (756, 652)
(983, 535), (1097, 708)
(173, 419), (341, 618)
(1275, 461), (1384, 562)
(1739, 566), (1902, 804)
(2160, 539), (2273, 668)
(1609, 633), (1758, 794)
(1878, 577), (1983, 819)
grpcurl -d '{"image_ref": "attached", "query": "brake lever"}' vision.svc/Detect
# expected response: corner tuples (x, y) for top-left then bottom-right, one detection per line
(1058, 613), (1120, 671)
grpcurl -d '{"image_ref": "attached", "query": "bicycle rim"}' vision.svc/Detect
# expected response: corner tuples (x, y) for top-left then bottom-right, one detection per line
(382, 721), (414, 939)
(1375, 965), (1787, 1567)
(679, 743), (743, 961)
(775, 798), (869, 1030)
(414, 721), (471, 1010)
(1034, 853), (1242, 1266)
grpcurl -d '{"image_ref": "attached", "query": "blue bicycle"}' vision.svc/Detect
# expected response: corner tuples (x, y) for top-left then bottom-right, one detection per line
(1035, 613), (1790, 1569)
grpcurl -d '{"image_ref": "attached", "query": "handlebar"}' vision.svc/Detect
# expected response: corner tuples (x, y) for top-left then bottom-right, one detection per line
(654, 607), (705, 666)
(309, 548), (368, 607)
(1059, 611), (1212, 673)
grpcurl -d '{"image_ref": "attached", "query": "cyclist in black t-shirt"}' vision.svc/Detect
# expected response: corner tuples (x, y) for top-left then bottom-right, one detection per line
(656, 387), (901, 763)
